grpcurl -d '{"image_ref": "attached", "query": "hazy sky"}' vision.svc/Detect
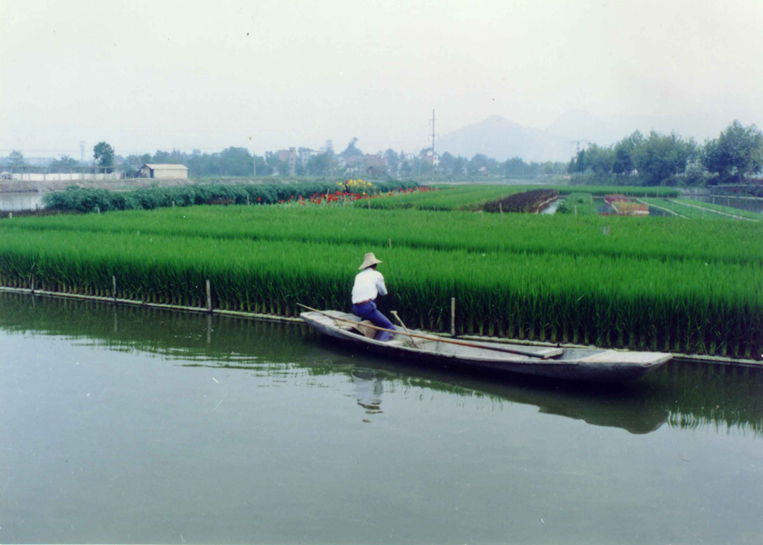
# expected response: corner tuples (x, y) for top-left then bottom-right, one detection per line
(1, 0), (762, 158)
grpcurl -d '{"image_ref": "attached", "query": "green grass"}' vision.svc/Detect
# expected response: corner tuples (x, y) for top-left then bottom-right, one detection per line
(673, 199), (762, 221)
(4, 206), (762, 265)
(639, 198), (749, 220)
(371, 184), (680, 211)
(0, 227), (759, 358)
(557, 193), (598, 215)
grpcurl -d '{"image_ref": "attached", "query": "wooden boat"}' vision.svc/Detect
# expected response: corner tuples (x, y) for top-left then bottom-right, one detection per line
(299, 309), (672, 383)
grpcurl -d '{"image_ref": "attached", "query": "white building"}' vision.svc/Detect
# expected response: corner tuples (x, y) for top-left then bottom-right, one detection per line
(139, 164), (189, 179)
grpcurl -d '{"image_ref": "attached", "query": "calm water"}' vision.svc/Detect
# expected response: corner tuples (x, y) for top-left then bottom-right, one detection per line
(0, 191), (43, 211)
(1, 293), (761, 544)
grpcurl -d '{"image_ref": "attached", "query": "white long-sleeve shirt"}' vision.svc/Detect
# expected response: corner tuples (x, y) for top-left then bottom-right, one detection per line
(351, 268), (388, 304)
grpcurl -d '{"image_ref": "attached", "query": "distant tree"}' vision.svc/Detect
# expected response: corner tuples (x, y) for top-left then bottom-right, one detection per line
(633, 131), (696, 186)
(93, 142), (115, 169)
(612, 131), (643, 176)
(277, 160), (291, 176)
(504, 157), (528, 178)
(218, 147), (253, 176)
(340, 137), (363, 158)
(704, 120), (763, 183)
(121, 154), (146, 178)
(49, 154), (79, 172)
(583, 144), (615, 179)
(384, 149), (400, 172)
(451, 156), (467, 177)
(295, 161), (307, 176)
(254, 156), (271, 176)
(468, 154), (490, 176)
(6, 150), (26, 168)
(438, 152), (455, 176)
(306, 153), (330, 175)
(568, 149), (586, 174)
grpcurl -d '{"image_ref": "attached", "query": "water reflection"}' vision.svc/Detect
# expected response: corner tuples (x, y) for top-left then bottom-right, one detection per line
(352, 369), (384, 416)
(1, 292), (761, 437)
(0, 191), (43, 211)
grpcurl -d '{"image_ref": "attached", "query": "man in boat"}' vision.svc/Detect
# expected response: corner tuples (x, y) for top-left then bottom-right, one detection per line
(351, 252), (396, 341)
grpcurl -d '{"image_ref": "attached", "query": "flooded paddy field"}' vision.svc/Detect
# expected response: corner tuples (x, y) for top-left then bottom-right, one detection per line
(1, 293), (761, 544)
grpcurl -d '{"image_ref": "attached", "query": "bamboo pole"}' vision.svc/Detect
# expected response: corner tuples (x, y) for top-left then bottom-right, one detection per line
(206, 279), (212, 313)
(296, 303), (554, 359)
(113, 276), (117, 303)
(451, 297), (456, 337)
(391, 310), (418, 348)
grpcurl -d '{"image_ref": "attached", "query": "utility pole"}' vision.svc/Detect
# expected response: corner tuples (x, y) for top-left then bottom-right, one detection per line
(430, 109), (436, 181)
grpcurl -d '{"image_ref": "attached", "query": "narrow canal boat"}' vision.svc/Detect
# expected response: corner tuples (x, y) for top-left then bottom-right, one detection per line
(300, 309), (672, 383)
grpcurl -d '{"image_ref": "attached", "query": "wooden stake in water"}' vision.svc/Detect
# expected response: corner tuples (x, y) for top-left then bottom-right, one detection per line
(112, 276), (117, 303)
(31, 275), (35, 294)
(206, 279), (212, 313)
(451, 297), (456, 337)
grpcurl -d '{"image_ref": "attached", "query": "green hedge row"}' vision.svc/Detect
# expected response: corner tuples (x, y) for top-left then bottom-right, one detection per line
(42, 180), (419, 213)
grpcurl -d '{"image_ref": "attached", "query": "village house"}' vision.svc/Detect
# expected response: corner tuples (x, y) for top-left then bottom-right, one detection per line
(364, 153), (387, 176)
(276, 148), (298, 173)
(139, 164), (188, 179)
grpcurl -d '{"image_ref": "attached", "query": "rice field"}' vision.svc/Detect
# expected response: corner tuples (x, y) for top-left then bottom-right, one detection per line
(557, 193), (598, 215)
(370, 185), (680, 211)
(640, 198), (745, 220)
(0, 227), (759, 358)
(4, 206), (761, 265)
(0, 201), (761, 360)
(672, 199), (762, 221)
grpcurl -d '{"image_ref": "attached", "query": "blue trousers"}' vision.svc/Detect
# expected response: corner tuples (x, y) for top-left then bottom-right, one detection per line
(352, 301), (396, 341)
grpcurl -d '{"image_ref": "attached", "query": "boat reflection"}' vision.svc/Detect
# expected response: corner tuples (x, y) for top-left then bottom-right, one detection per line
(1, 292), (760, 437)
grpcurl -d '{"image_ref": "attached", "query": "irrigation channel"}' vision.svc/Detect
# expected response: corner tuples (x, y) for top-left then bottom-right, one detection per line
(1, 293), (761, 544)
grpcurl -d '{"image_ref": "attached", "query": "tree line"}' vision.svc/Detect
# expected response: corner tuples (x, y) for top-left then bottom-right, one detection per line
(4, 120), (760, 186)
(568, 120), (763, 186)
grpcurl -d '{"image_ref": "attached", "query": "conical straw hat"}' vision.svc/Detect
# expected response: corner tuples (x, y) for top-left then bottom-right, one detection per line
(359, 252), (383, 270)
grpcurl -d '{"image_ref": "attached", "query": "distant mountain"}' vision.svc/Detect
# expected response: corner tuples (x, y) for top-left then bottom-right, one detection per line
(438, 116), (576, 163)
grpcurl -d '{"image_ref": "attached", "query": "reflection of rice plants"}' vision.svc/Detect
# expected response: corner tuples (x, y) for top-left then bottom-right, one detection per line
(0, 227), (760, 359)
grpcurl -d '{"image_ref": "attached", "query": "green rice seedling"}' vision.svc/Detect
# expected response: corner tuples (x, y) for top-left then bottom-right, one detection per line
(672, 199), (762, 221)
(5, 205), (762, 266)
(0, 227), (759, 359)
(557, 193), (598, 215)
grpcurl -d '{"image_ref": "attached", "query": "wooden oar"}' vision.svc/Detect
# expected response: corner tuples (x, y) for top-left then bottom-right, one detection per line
(391, 310), (419, 348)
(296, 303), (558, 359)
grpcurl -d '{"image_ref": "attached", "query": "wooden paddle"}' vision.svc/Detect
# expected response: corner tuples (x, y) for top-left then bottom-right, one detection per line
(296, 303), (558, 359)
(391, 310), (419, 348)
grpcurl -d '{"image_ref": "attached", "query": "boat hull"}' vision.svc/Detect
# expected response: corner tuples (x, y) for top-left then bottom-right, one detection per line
(300, 311), (672, 383)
